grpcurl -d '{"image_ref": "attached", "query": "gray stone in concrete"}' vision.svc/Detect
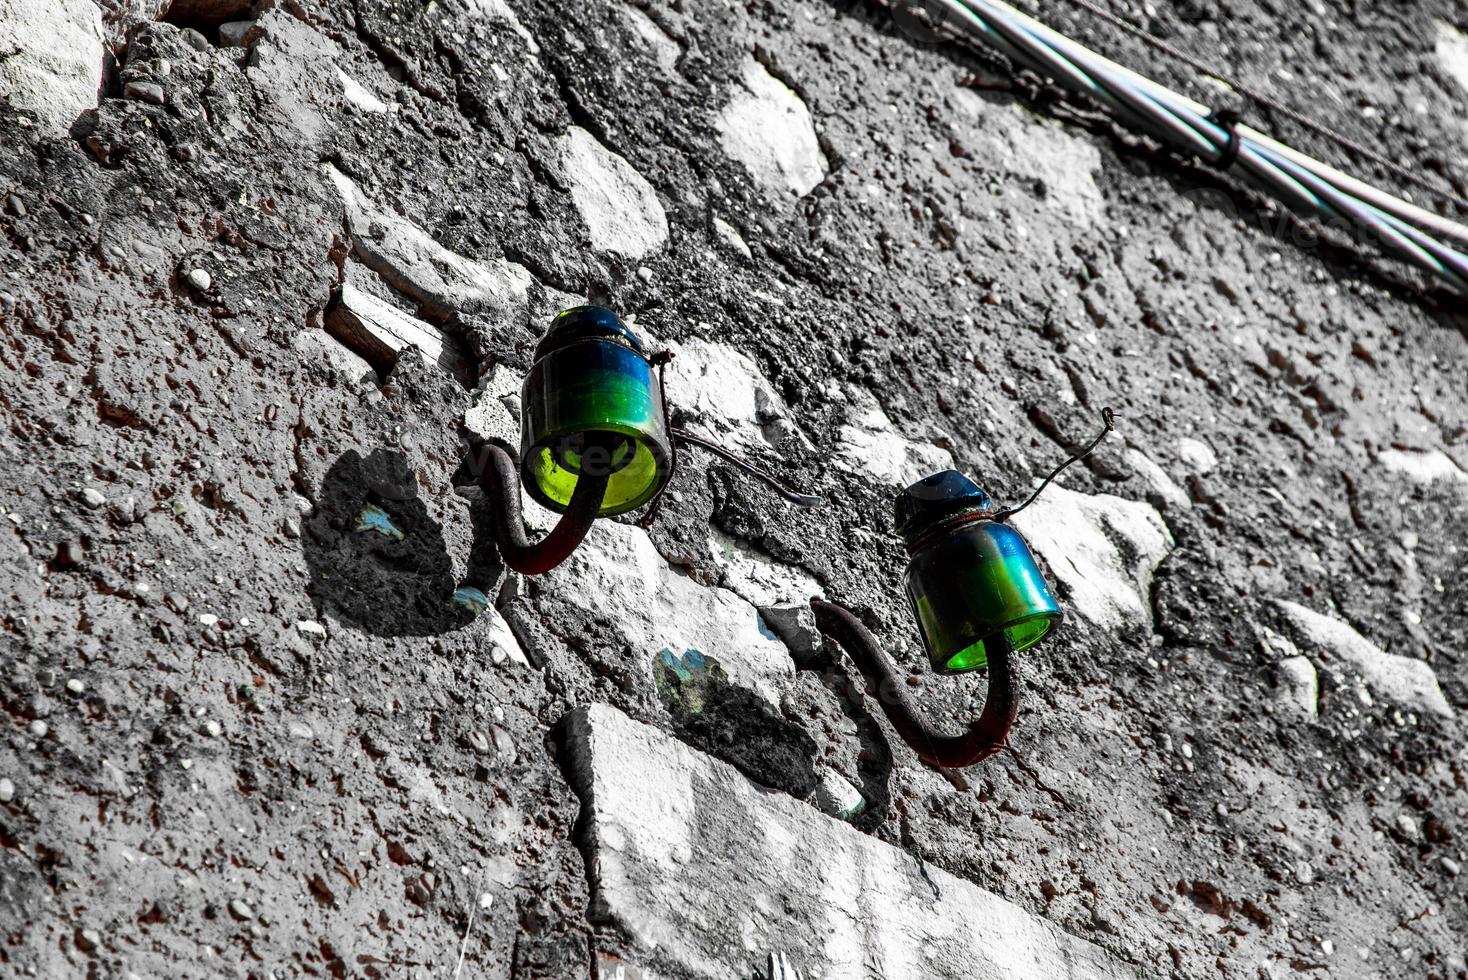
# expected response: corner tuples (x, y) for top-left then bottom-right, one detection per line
(1437, 22), (1468, 98)
(1011, 485), (1172, 633)
(0, 0), (103, 136)
(558, 126), (668, 260)
(325, 281), (472, 386)
(951, 87), (1103, 228)
(324, 163), (532, 321)
(717, 58), (827, 199)
(1276, 656), (1319, 716)
(1376, 447), (1468, 485)
(1276, 600), (1452, 718)
(565, 703), (1140, 980)
(1124, 448), (1190, 510)
(618, 3), (679, 73)
(834, 390), (954, 487)
(661, 337), (809, 454)
(525, 521), (795, 706)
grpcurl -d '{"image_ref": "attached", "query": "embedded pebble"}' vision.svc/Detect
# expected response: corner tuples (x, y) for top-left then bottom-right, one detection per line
(0, 778), (14, 803)
(228, 899), (254, 920)
(187, 268), (212, 292)
(716, 58), (827, 198)
(124, 80), (164, 105)
(812, 768), (866, 821)
(1276, 656), (1319, 715)
(219, 21), (257, 47)
(1176, 437), (1218, 473)
(1396, 814), (1420, 841)
(557, 126), (668, 259)
(65, 678), (85, 695)
(203, 720), (222, 737)
(466, 730), (491, 755)
(295, 620), (326, 638)
(29, 720), (47, 738)
(491, 726), (517, 764)
(81, 488), (106, 509)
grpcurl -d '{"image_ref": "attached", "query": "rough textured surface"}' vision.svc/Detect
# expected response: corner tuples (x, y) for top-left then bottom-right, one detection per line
(1277, 600), (1454, 719)
(0, 0), (104, 136)
(566, 702), (1140, 979)
(1010, 484), (1172, 632)
(2, 0), (1468, 977)
(558, 125), (670, 260)
(716, 57), (828, 199)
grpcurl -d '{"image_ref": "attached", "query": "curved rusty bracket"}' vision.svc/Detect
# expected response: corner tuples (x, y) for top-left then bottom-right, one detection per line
(463, 441), (607, 576)
(810, 599), (1018, 770)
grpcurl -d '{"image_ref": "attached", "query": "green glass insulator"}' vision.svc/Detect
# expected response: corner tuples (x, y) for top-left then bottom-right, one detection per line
(520, 306), (673, 517)
(897, 471), (1062, 674)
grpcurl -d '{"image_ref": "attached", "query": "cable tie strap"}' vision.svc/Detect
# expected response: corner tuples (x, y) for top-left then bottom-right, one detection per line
(1206, 108), (1243, 170)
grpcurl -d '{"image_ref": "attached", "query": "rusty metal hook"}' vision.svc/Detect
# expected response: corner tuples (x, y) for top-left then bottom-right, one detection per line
(809, 599), (1017, 770)
(459, 439), (608, 575)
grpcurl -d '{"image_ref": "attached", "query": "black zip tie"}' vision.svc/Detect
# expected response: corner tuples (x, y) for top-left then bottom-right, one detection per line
(991, 407), (1115, 523)
(1207, 108), (1242, 170)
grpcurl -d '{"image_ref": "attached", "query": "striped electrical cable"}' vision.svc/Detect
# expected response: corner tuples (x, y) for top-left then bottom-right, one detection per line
(904, 0), (1468, 294)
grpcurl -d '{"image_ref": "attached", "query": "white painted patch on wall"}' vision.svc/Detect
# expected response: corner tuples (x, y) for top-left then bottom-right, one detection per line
(717, 58), (829, 198)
